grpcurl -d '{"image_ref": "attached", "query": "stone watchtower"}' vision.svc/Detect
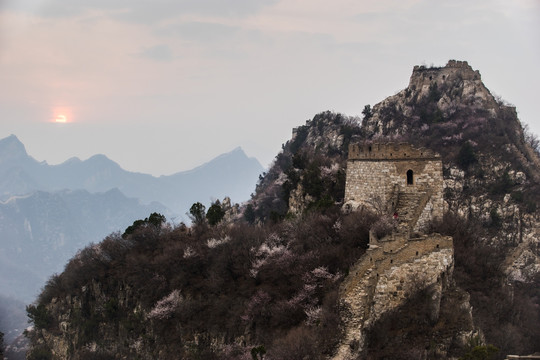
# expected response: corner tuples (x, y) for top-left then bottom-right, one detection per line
(344, 142), (444, 232)
(335, 143), (451, 360)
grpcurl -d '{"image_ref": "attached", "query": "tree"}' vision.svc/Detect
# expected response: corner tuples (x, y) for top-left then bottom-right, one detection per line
(206, 200), (225, 226)
(362, 104), (372, 119)
(122, 212), (166, 238)
(147, 212), (166, 228)
(189, 202), (206, 225)
(523, 123), (540, 155)
(459, 335), (498, 360)
(244, 204), (256, 224)
(26, 304), (52, 329)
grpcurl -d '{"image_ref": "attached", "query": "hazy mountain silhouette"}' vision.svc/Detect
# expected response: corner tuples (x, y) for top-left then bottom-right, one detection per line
(0, 188), (169, 302)
(0, 135), (264, 302)
(0, 135), (264, 216)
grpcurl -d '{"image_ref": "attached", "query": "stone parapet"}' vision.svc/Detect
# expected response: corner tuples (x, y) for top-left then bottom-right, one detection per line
(348, 142), (440, 160)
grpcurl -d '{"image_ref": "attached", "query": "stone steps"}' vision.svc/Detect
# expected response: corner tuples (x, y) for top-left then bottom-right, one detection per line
(394, 191), (427, 228)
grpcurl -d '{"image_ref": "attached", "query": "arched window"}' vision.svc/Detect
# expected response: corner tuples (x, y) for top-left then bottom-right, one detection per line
(406, 169), (414, 185)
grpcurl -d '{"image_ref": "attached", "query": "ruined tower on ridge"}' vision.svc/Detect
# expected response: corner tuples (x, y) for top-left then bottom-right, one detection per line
(344, 142), (444, 233)
(334, 145), (452, 359)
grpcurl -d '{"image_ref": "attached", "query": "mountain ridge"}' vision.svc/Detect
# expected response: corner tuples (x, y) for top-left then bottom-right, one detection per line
(0, 135), (264, 215)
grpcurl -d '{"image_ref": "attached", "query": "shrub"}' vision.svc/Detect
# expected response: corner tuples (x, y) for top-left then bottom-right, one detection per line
(251, 345), (266, 360)
(489, 209), (501, 229)
(526, 200), (537, 213)
(268, 326), (322, 360)
(489, 171), (513, 195)
(457, 142), (477, 170)
(370, 216), (396, 239)
(459, 335), (498, 360)
(510, 191), (523, 203)
(26, 345), (52, 360)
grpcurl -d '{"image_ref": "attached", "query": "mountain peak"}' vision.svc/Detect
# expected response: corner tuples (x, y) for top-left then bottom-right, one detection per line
(0, 134), (30, 164)
(85, 154), (121, 168)
(226, 146), (251, 160)
(0, 134), (27, 152)
(407, 60), (493, 106)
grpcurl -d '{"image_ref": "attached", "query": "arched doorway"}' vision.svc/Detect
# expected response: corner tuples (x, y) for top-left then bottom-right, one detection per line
(406, 169), (414, 185)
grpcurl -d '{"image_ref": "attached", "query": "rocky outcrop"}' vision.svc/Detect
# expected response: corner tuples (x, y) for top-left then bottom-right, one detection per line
(444, 160), (540, 284)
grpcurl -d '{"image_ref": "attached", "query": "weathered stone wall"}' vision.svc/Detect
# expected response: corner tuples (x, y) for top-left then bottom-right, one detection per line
(410, 60), (482, 90)
(344, 143), (444, 224)
(333, 233), (453, 360)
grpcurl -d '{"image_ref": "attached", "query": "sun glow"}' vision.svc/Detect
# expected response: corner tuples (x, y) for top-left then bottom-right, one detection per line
(51, 107), (73, 123)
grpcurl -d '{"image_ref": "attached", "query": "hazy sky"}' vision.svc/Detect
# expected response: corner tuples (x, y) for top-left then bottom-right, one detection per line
(1, 0), (539, 176)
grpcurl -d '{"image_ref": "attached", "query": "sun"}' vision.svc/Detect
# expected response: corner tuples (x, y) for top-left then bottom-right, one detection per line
(55, 114), (67, 123)
(50, 107), (73, 123)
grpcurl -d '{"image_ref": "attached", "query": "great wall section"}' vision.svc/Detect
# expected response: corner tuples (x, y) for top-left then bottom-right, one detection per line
(333, 143), (454, 359)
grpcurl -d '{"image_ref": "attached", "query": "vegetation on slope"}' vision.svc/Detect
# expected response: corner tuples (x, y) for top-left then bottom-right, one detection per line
(250, 111), (361, 222)
(27, 207), (374, 359)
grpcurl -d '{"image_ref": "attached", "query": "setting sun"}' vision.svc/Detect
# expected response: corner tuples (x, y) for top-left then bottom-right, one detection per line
(51, 107), (73, 123)
(55, 114), (67, 123)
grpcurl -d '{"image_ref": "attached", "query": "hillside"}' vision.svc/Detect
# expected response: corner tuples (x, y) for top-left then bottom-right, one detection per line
(25, 61), (540, 359)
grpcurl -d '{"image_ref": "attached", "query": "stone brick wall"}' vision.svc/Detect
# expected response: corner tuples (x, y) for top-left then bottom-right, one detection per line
(344, 142), (444, 226)
(333, 233), (453, 360)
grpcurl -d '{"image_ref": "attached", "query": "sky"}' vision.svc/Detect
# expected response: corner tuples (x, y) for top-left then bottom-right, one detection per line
(1, 0), (539, 176)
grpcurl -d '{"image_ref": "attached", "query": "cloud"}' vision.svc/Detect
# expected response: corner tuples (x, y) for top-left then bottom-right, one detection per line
(7, 0), (278, 23)
(158, 21), (239, 43)
(136, 44), (173, 61)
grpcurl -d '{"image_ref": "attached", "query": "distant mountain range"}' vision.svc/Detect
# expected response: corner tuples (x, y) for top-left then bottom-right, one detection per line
(0, 188), (170, 302)
(0, 134), (264, 216)
(0, 134), (263, 347)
